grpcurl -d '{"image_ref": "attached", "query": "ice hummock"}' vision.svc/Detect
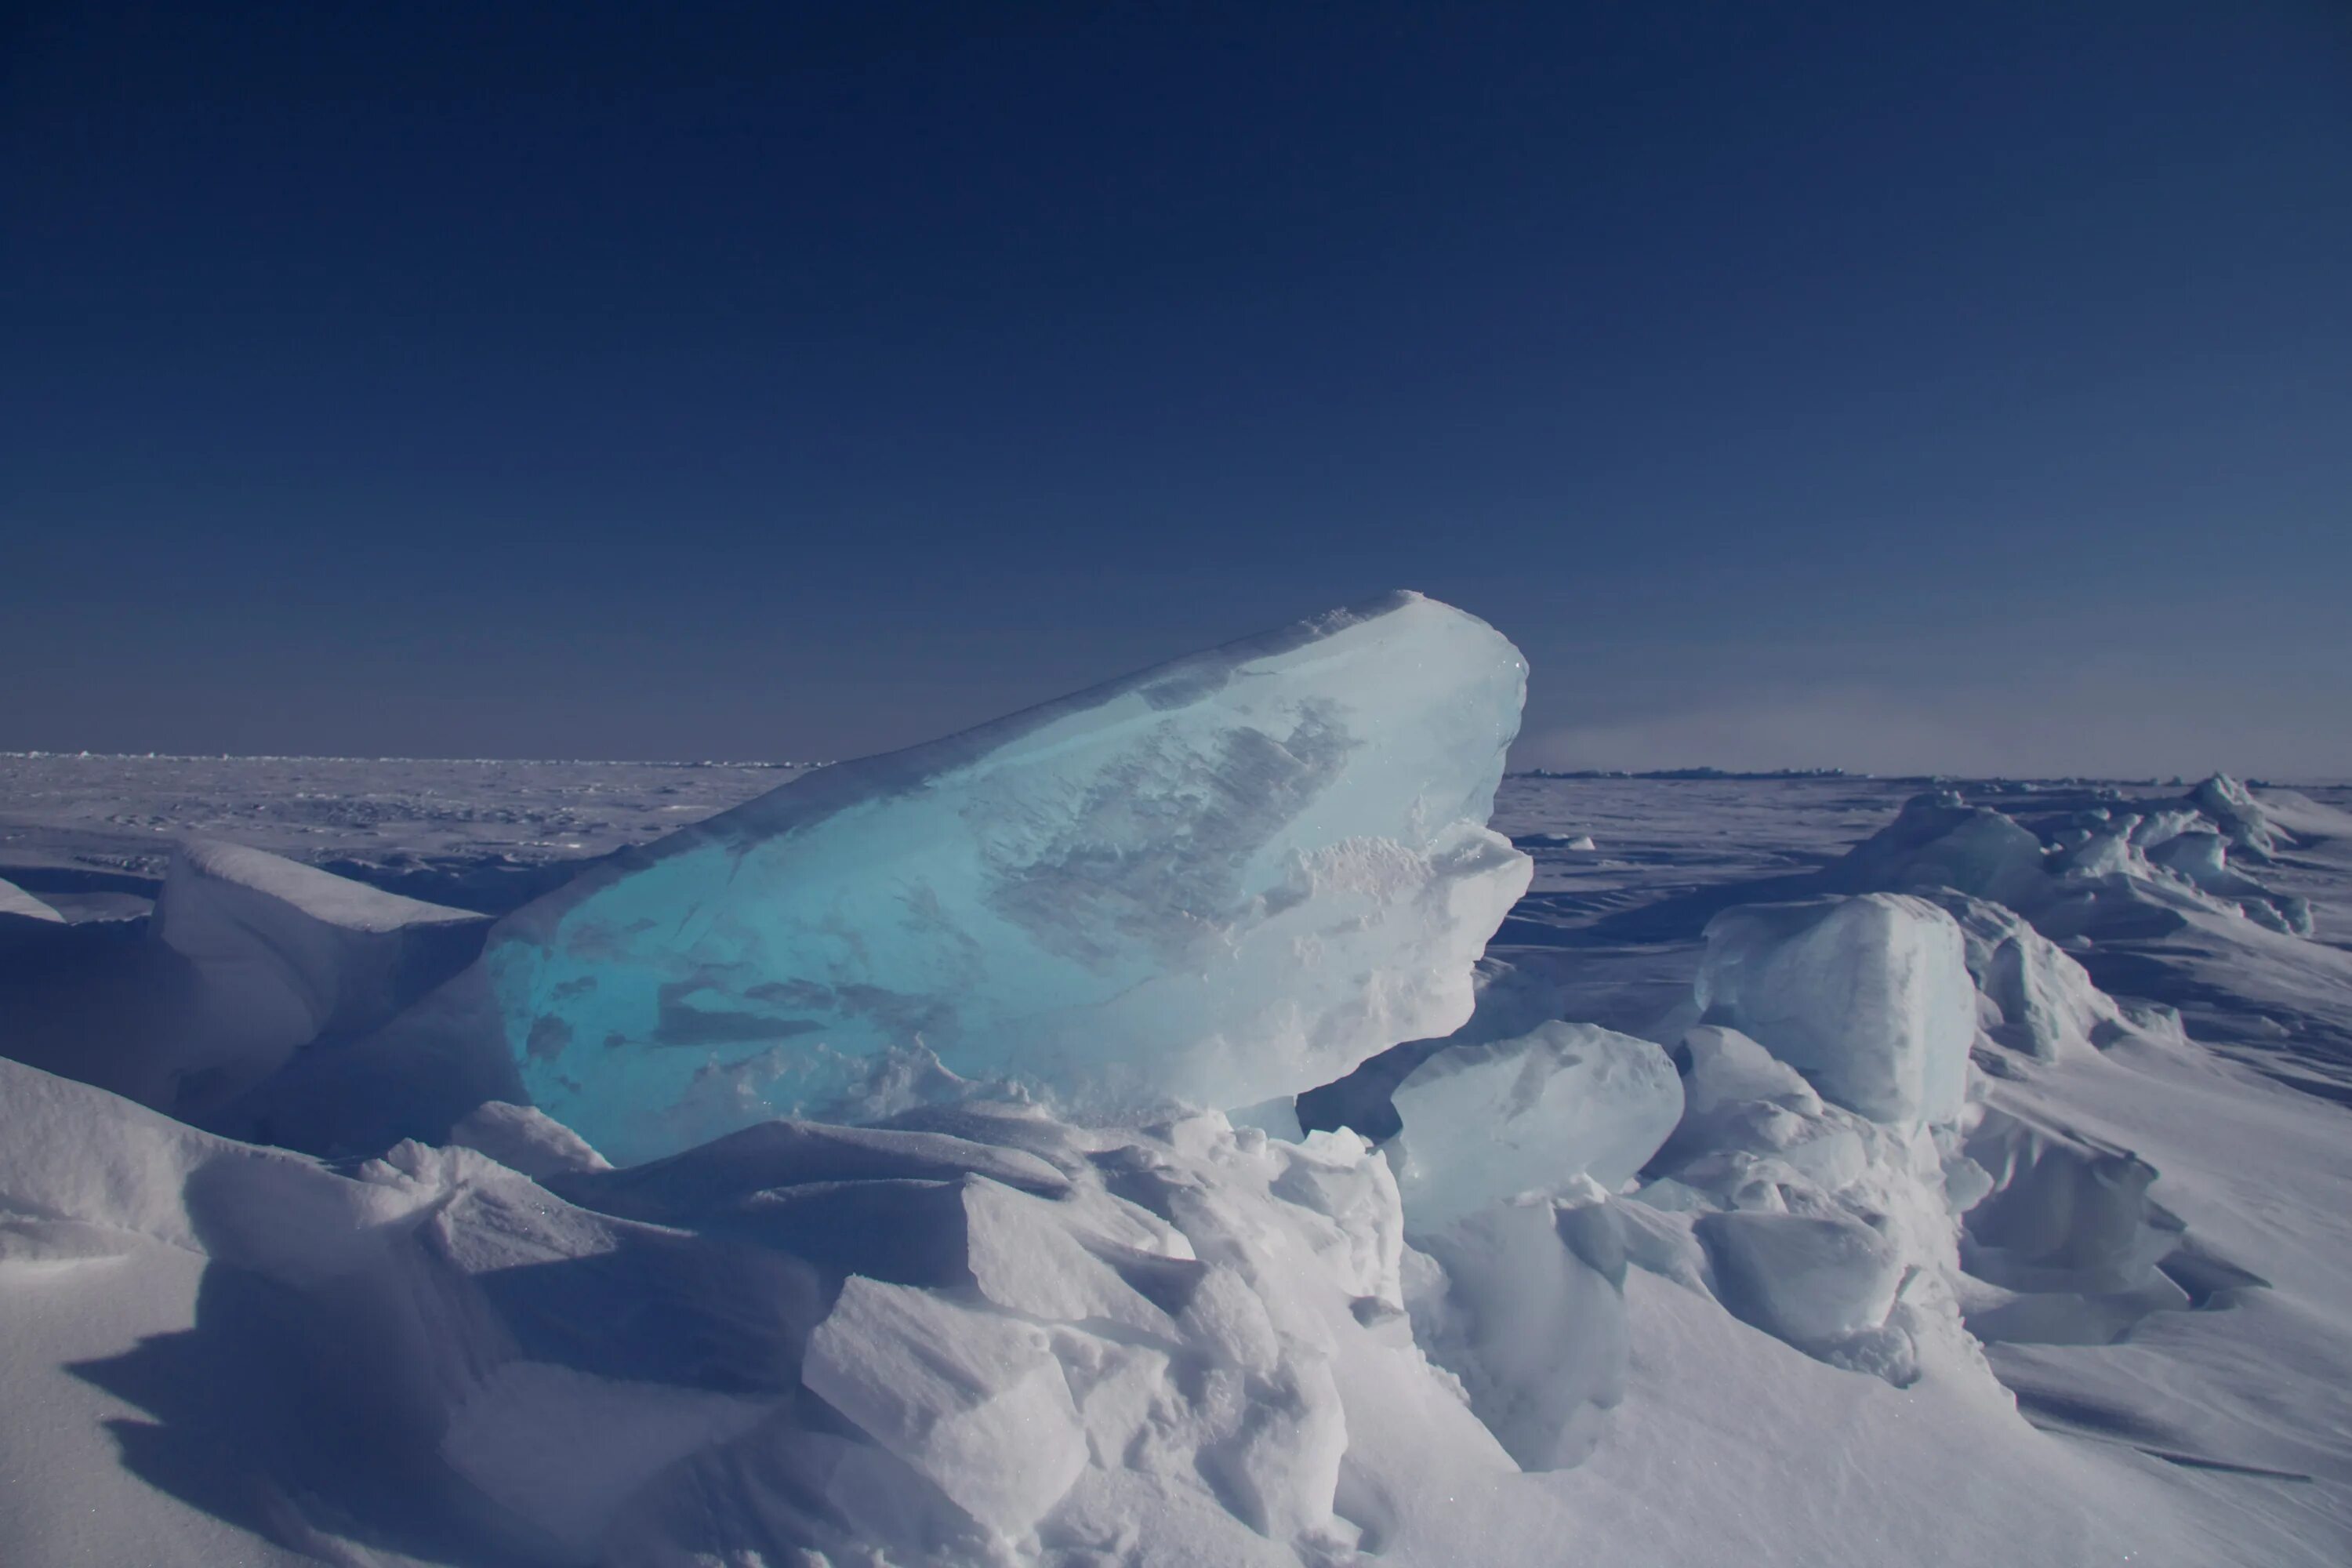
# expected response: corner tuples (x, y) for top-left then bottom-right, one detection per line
(483, 593), (1533, 1163)
(1831, 779), (2314, 941)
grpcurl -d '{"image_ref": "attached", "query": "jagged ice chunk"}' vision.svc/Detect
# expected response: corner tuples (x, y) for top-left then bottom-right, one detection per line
(485, 593), (1531, 1163)
(1695, 894), (1974, 1127)
(1390, 1022), (1682, 1228)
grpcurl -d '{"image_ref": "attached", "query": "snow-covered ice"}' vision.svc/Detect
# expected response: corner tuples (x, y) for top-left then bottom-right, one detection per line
(4, 674), (2351, 1565)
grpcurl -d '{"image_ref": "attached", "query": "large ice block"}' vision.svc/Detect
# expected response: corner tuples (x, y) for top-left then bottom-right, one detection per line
(487, 593), (1531, 1163)
(1694, 894), (1974, 1127)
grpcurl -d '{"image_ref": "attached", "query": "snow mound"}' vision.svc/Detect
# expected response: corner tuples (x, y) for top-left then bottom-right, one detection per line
(151, 837), (491, 1112)
(1697, 1210), (1906, 1346)
(1695, 893), (1976, 1127)
(2191, 772), (2289, 861)
(1954, 1107), (2216, 1347)
(447, 1099), (613, 1178)
(1829, 792), (2050, 909)
(483, 592), (1531, 1163)
(1406, 1193), (1632, 1470)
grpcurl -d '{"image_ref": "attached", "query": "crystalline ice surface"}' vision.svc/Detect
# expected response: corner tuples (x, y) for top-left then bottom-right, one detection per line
(1391, 1022), (1683, 1229)
(1695, 893), (1975, 1127)
(486, 593), (1532, 1164)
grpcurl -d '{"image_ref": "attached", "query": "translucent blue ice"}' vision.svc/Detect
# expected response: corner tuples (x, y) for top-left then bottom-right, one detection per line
(487, 593), (1531, 1164)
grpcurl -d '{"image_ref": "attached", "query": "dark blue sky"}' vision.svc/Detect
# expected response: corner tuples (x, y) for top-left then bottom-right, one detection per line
(5, 2), (2348, 775)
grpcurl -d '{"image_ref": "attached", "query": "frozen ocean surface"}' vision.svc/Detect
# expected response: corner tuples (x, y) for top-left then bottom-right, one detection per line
(5, 686), (2352, 1566)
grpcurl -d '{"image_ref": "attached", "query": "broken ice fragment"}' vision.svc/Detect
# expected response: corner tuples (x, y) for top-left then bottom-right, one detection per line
(1390, 1021), (1683, 1228)
(1695, 894), (1974, 1127)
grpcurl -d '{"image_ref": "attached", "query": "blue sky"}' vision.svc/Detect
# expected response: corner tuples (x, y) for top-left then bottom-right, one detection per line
(5, 2), (2348, 775)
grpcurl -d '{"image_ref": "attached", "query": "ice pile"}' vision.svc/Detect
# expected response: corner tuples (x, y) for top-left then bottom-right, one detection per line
(6, 601), (2339, 1566)
(2191, 772), (2288, 861)
(1635, 1012), (1984, 1383)
(478, 593), (1531, 1164)
(1831, 779), (2313, 939)
(1377, 1021), (1682, 1468)
(0, 1051), (1588, 1566)
(1923, 892), (2132, 1062)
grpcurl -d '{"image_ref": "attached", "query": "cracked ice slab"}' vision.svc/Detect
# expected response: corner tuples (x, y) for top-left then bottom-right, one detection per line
(486, 592), (1531, 1163)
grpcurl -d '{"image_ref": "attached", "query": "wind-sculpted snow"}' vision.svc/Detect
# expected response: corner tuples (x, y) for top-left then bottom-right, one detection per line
(154, 838), (490, 1112)
(484, 593), (1531, 1163)
(0, 1055), (1534, 1566)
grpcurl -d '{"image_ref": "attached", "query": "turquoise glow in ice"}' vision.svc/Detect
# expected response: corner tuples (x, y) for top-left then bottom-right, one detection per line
(487, 593), (1531, 1164)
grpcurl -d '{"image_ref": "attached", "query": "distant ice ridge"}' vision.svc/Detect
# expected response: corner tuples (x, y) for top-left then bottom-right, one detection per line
(482, 592), (1532, 1164)
(1831, 775), (2314, 938)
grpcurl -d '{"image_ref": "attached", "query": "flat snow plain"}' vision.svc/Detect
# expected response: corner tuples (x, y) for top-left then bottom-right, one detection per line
(4, 753), (2350, 1566)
